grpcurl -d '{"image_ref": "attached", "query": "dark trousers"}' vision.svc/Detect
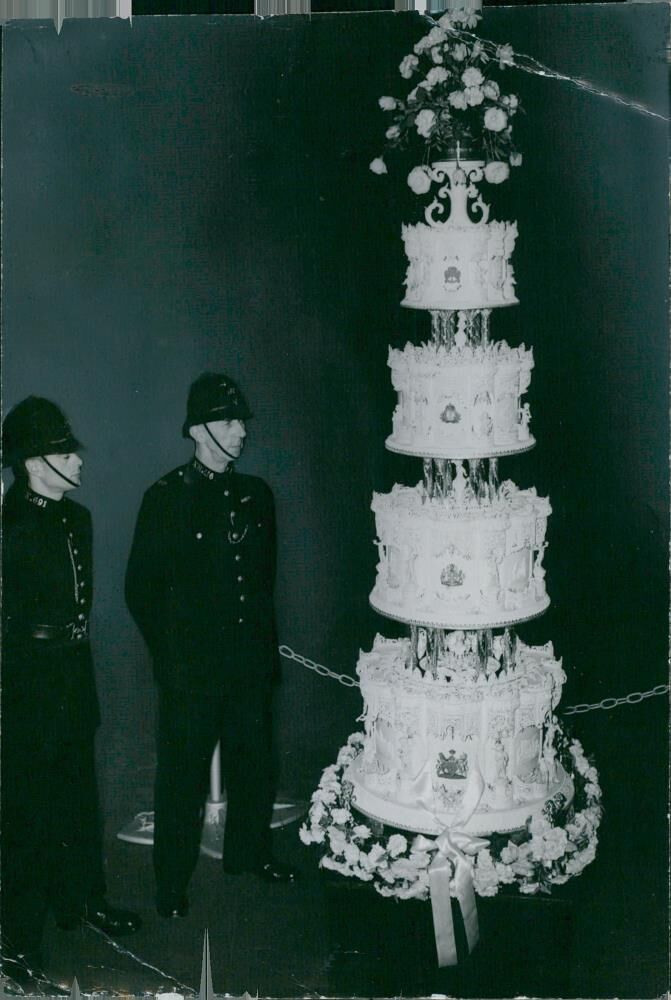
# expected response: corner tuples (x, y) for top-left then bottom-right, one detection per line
(153, 682), (276, 898)
(1, 736), (106, 960)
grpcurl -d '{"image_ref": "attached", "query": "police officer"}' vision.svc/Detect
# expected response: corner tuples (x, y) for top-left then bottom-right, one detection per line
(1, 397), (141, 985)
(125, 373), (296, 920)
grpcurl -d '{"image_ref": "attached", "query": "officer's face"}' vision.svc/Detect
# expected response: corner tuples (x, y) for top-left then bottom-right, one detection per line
(208, 419), (246, 458)
(40, 452), (83, 491)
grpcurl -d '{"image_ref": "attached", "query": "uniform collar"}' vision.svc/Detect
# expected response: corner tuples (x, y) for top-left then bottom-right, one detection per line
(190, 457), (234, 483)
(24, 486), (60, 510)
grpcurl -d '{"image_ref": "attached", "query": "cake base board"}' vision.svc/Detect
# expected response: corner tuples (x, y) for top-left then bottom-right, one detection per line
(368, 596), (551, 632)
(401, 298), (519, 312)
(385, 437), (536, 461)
(346, 757), (574, 837)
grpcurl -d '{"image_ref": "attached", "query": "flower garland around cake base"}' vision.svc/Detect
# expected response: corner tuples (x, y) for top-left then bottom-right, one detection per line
(299, 727), (602, 900)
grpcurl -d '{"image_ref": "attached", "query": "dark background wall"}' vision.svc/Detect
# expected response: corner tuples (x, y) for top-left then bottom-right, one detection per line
(2, 6), (668, 836)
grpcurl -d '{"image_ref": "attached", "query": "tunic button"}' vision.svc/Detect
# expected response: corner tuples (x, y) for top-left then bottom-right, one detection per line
(235, 555), (241, 562)
(73, 548), (79, 555)
(78, 614), (85, 621)
(231, 532), (239, 540)
(239, 595), (245, 602)
(79, 598), (86, 605)
(62, 517), (67, 524)
(80, 581), (86, 587)
(77, 565), (83, 571)
(237, 575), (243, 582)
(224, 490), (230, 497)
(76, 634), (83, 640)
(257, 522), (262, 528)
(196, 532), (203, 539)
(238, 618), (244, 624)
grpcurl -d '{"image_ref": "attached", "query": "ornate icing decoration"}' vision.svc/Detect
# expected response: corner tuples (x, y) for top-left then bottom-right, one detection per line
(425, 163), (490, 230)
(440, 403), (461, 424)
(440, 563), (465, 588)
(436, 750), (469, 780)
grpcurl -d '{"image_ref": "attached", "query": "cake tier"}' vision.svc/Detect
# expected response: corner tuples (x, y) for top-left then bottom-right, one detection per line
(370, 480), (550, 630)
(400, 160), (518, 312)
(346, 634), (572, 837)
(387, 340), (535, 460)
(401, 218), (518, 312)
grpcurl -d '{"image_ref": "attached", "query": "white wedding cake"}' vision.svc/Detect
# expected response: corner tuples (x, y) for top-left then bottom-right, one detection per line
(302, 140), (600, 926)
(348, 159), (564, 830)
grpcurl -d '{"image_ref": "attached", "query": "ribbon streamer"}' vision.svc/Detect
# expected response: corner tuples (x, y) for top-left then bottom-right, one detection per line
(412, 763), (488, 966)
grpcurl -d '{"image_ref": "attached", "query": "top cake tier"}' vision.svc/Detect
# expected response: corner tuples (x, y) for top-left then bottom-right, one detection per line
(401, 161), (518, 312)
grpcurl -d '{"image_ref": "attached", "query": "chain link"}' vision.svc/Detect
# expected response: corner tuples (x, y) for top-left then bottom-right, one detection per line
(561, 684), (669, 715)
(279, 645), (360, 689)
(279, 645), (669, 713)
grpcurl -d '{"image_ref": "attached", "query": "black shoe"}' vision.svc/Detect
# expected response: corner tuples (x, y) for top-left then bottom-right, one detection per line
(84, 899), (142, 936)
(156, 891), (189, 919)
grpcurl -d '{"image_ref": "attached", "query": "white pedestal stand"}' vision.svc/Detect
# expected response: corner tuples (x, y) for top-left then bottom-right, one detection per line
(117, 742), (306, 857)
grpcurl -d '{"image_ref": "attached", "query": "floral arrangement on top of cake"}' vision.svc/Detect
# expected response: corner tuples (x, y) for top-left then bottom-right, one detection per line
(369, 9), (522, 191)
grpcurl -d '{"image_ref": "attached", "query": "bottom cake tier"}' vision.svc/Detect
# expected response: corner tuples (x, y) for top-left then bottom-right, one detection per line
(346, 633), (571, 836)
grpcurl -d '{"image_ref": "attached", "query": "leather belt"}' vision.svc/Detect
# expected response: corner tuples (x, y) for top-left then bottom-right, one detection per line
(29, 621), (89, 643)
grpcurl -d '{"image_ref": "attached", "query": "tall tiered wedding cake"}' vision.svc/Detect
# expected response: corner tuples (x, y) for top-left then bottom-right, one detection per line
(301, 4), (601, 966)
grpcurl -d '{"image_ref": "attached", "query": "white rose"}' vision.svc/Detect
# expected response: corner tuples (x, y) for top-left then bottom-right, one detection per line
(385, 125), (401, 140)
(484, 160), (510, 184)
(431, 47), (444, 64)
(425, 66), (449, 88)
(499, 844), (519, 864)
(330, 807), (350, 825)
(496, 43), (515, 68)
(415, 108), (436, 138)
(482, 80), (500, 100)
(495, 862), (516, 885)
(509, 151), (523, 167)
(437, 12), (453, 29)
(328, 828), (348, 854)
(484, 107), (508, 132)
(400, 54), (419, 79)
(353, 824), (372, 840)
(378, 96), (397, 111)
(448, 90), (467, 110)
(452, 43), (468, 62)
(343, 842), (361, 865)
(387, 833), (408, 857)
(369, 157), (388, 175)
(461, 66), (484, 87)
(407, 166), (432, 195)
(465, 86), (484, 106)
(365, 843), (387, 866)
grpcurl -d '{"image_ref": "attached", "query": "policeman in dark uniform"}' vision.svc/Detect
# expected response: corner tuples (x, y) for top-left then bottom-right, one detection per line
(1, 397), (140, 984)
(125, 373), (297, 919)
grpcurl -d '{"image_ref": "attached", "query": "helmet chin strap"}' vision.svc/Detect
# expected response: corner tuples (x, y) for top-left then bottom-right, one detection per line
(41, 456), (80, 489)
(204, 423), (237, 462)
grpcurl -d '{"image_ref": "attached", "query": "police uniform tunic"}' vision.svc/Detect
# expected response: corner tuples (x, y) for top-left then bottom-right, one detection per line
(1, 482), (104, 957)
(125, 458), (280, 891)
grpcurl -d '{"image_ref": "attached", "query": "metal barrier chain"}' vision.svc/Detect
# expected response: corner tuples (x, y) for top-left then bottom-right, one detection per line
(562, 684), (669, 715)
(279, 644), (669, 712)
(279, 644), (360, 688)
